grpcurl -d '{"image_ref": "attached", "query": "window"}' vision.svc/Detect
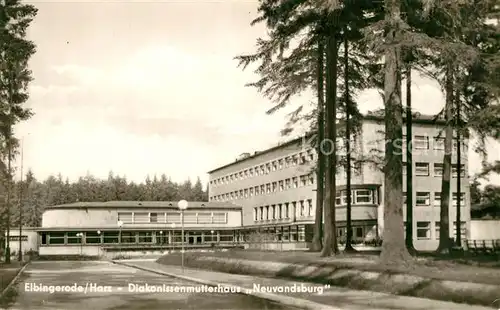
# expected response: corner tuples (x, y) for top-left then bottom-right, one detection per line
(183, 212), (197, 224)
(121, 231), (136, 243)
(138, 232), (152, 243)
(354, 189), (372, 204)
(272, 182), (277, 192)
(249, 187), (254, 197)
(292, 155), (298, 166)
(308, 150), (314, 161)
(308, 174), (314, 185)
(416, 222), (431, 239)
(336, 191), (348, 205)
(285, 179), (291, 189)
(279, 180), (284, 191)
(415, 163), (429, 176)
(307, 199), (313, 216)
(103, 231), (119, 244)
(259, 207), (264, 220)
(434, 192), (441, 206)
(299, 175), (307, 186)
(249, 168), (254, 177)
(278, 159), (284, 169)
(414, 136), (429, 149)
(166, 212), (181, 223)
(67, 232), (82, 244)
(243, 170), (248, 178)
(213, 212), (227, 224)
(272, 162), (277, 171)
(85, 231), (102, 244)
(290, 226), (297, 241)
(270, 205), (275, 220)
(452, 164), (466, 178)
(255, 186), (260, 195)
(285, 157), (291, 168)
(244, 189), (248, 197)
(260, 166), (265, 175)
(265, 164), (271, 174)
(416, 192), (430, 206)
(239, 190), (243, 198)
(435, 222), (440, 239)
(335, 192), (341, 205)
(277, 204), (282, 219)
(260, 185), (265, 194)
(299, 200), (305, 216)
(298, 225), (305, 241)
(118, 212), (132, 223)
(284, 203), (289, 218)
(134, 212), (148, 223)
(452, 192), (466, 206)
(300, 153), (307, 164)
(198, 212), (211, 224)
(292, 177), (299, 188)
(434, 137), (445, 150)
(356, 227), (364, 238)
(434, 163), (443, 176)
(150, 213), (158, 223)
(266, 183), (271, 194)
(453, 221), (467, 240)
(282, 226), (290, 241)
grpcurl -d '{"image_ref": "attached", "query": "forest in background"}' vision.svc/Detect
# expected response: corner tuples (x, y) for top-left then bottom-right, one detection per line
(0, 170), (208, 228)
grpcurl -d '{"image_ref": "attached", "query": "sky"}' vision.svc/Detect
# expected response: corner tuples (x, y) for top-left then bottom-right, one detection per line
(15, 0), (500, 187)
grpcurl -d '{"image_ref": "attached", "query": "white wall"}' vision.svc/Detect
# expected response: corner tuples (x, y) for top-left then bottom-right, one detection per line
(6, 228), (38, 253)
(470, 220), (500, 240)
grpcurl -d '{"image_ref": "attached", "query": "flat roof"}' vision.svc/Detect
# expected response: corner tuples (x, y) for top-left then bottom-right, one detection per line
(45, 201), (242, 211)
(207, 113), (446, 174)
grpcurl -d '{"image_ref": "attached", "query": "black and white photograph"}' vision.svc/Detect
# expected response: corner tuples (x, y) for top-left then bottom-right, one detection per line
(0, 0), (499, 309)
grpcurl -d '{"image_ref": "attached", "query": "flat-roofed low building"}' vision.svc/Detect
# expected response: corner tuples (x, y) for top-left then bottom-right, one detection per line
(208, 113), (471, 251)
(37, 201), (243, 257)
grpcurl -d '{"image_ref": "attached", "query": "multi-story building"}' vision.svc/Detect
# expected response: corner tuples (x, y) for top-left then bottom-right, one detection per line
(208, 113), (470, 251)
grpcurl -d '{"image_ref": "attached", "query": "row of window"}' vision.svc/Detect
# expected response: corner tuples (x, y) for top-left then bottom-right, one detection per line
(39, 226), (310, 245)
(210, 134), (466, 187)
(403, 162), (466, 177)
(248, 225), (307, 242)
(335, 189), (377, 205)
(210, 149), (315, 186)
(403, 192), (466, 206)
(210, 174), (315, 202)
(40, 230), (237, 245)
(412, 221), (467, 240)
(401, 135), (467, 151)
(117, 212), (228, 224)
(337, 227), (365, 239)
(254, 200), (314, 222)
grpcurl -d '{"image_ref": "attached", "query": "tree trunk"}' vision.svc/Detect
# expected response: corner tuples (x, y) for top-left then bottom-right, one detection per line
(5, 133), (12, 263)
(379, 0), (412, 266)
(436, 64), (454, 255)
(311, 39), (325, 252)
(321, 28), (339, 257)
(455, 89), (462, 248)
(344, 34), (355, 253)
(405, 65), (417, 255)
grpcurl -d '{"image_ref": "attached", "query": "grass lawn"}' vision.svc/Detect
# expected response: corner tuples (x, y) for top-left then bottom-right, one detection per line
(157, 249), (500, 285)
(0, 262), (23, 293)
